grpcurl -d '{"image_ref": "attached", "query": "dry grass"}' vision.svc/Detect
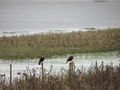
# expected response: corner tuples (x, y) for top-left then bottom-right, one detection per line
(1, 62), (120, 90)
(0, 28), (120, 59)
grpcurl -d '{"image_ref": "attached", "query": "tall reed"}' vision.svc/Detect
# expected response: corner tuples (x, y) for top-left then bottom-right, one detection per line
(0, 28), (120, 59)
(1, 61), (120, 90)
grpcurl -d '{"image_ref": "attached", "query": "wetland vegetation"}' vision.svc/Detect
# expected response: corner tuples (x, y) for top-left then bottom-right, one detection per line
(1, 62), (120, 90)
(0, 28), (120, 60)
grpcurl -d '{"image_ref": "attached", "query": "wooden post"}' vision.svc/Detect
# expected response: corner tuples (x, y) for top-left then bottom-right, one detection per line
(69, 61), (74, 75)
(10, 64), (12, 85)
(41, 63), (44, 81)
(68, 61), (75, 90)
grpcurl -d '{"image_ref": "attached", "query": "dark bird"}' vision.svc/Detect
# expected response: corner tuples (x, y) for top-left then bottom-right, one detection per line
(66, 56), (73, 63)
(38, 56), (45, 65)
(17, 72), (21, 75)
(0, 74), (5, 77)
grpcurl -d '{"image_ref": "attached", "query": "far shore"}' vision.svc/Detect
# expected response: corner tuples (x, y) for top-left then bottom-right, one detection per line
(0, 28), (120, 60)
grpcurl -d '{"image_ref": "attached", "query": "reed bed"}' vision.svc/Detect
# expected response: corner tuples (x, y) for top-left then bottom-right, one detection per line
(0, 28), (120, 59)
(1, 62), (120, 90)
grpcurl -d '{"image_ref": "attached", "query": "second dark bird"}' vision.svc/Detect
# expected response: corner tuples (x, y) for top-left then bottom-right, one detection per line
(38, 56), (45, 65)
(66, 56), (74, 63)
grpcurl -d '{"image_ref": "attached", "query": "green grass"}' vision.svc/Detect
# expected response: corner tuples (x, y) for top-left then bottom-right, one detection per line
(0, 28), (120, 60)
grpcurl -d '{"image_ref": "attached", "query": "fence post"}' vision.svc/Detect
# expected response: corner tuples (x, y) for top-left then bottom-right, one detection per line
(69, 61), (74, 76)
(41, 63), (44, 81)
(68, 61), (75, 90)
(10, 64), (12, 85)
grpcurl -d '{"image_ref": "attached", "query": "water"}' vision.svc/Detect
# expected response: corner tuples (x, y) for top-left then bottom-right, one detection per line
(0, 51), (120, 79)
(0, 0), (120, 36)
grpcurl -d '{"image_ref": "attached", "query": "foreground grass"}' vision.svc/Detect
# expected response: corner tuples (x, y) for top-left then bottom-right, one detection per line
(1, 62), (120, 90)
(0, 28), (120, 59)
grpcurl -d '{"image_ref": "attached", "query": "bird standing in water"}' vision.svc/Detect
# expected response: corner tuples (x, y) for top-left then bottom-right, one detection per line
(38, 56), (45, 65)
(66, 56), (73, 63)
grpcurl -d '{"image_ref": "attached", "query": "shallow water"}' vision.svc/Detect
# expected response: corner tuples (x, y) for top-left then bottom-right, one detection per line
(0, 51), (120, 80)
(0, 0), (120, 36)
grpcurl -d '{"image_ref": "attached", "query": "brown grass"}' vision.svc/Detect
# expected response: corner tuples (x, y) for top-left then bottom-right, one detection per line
(0, 28), (120, 59)
(1, 62), (120, 90)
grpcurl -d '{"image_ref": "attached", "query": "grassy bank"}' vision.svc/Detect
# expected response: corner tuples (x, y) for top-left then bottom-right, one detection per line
(0, 28), (120, 59)
(1, 62), (120, 90)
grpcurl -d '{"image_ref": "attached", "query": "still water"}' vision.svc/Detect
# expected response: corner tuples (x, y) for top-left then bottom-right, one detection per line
(0, 51), (120, 79)
(0, 0), (120, 36)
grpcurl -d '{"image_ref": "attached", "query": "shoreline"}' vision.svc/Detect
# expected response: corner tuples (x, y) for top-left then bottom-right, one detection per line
(0, 28), (120, 60)
(0, 27), (117, 37)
